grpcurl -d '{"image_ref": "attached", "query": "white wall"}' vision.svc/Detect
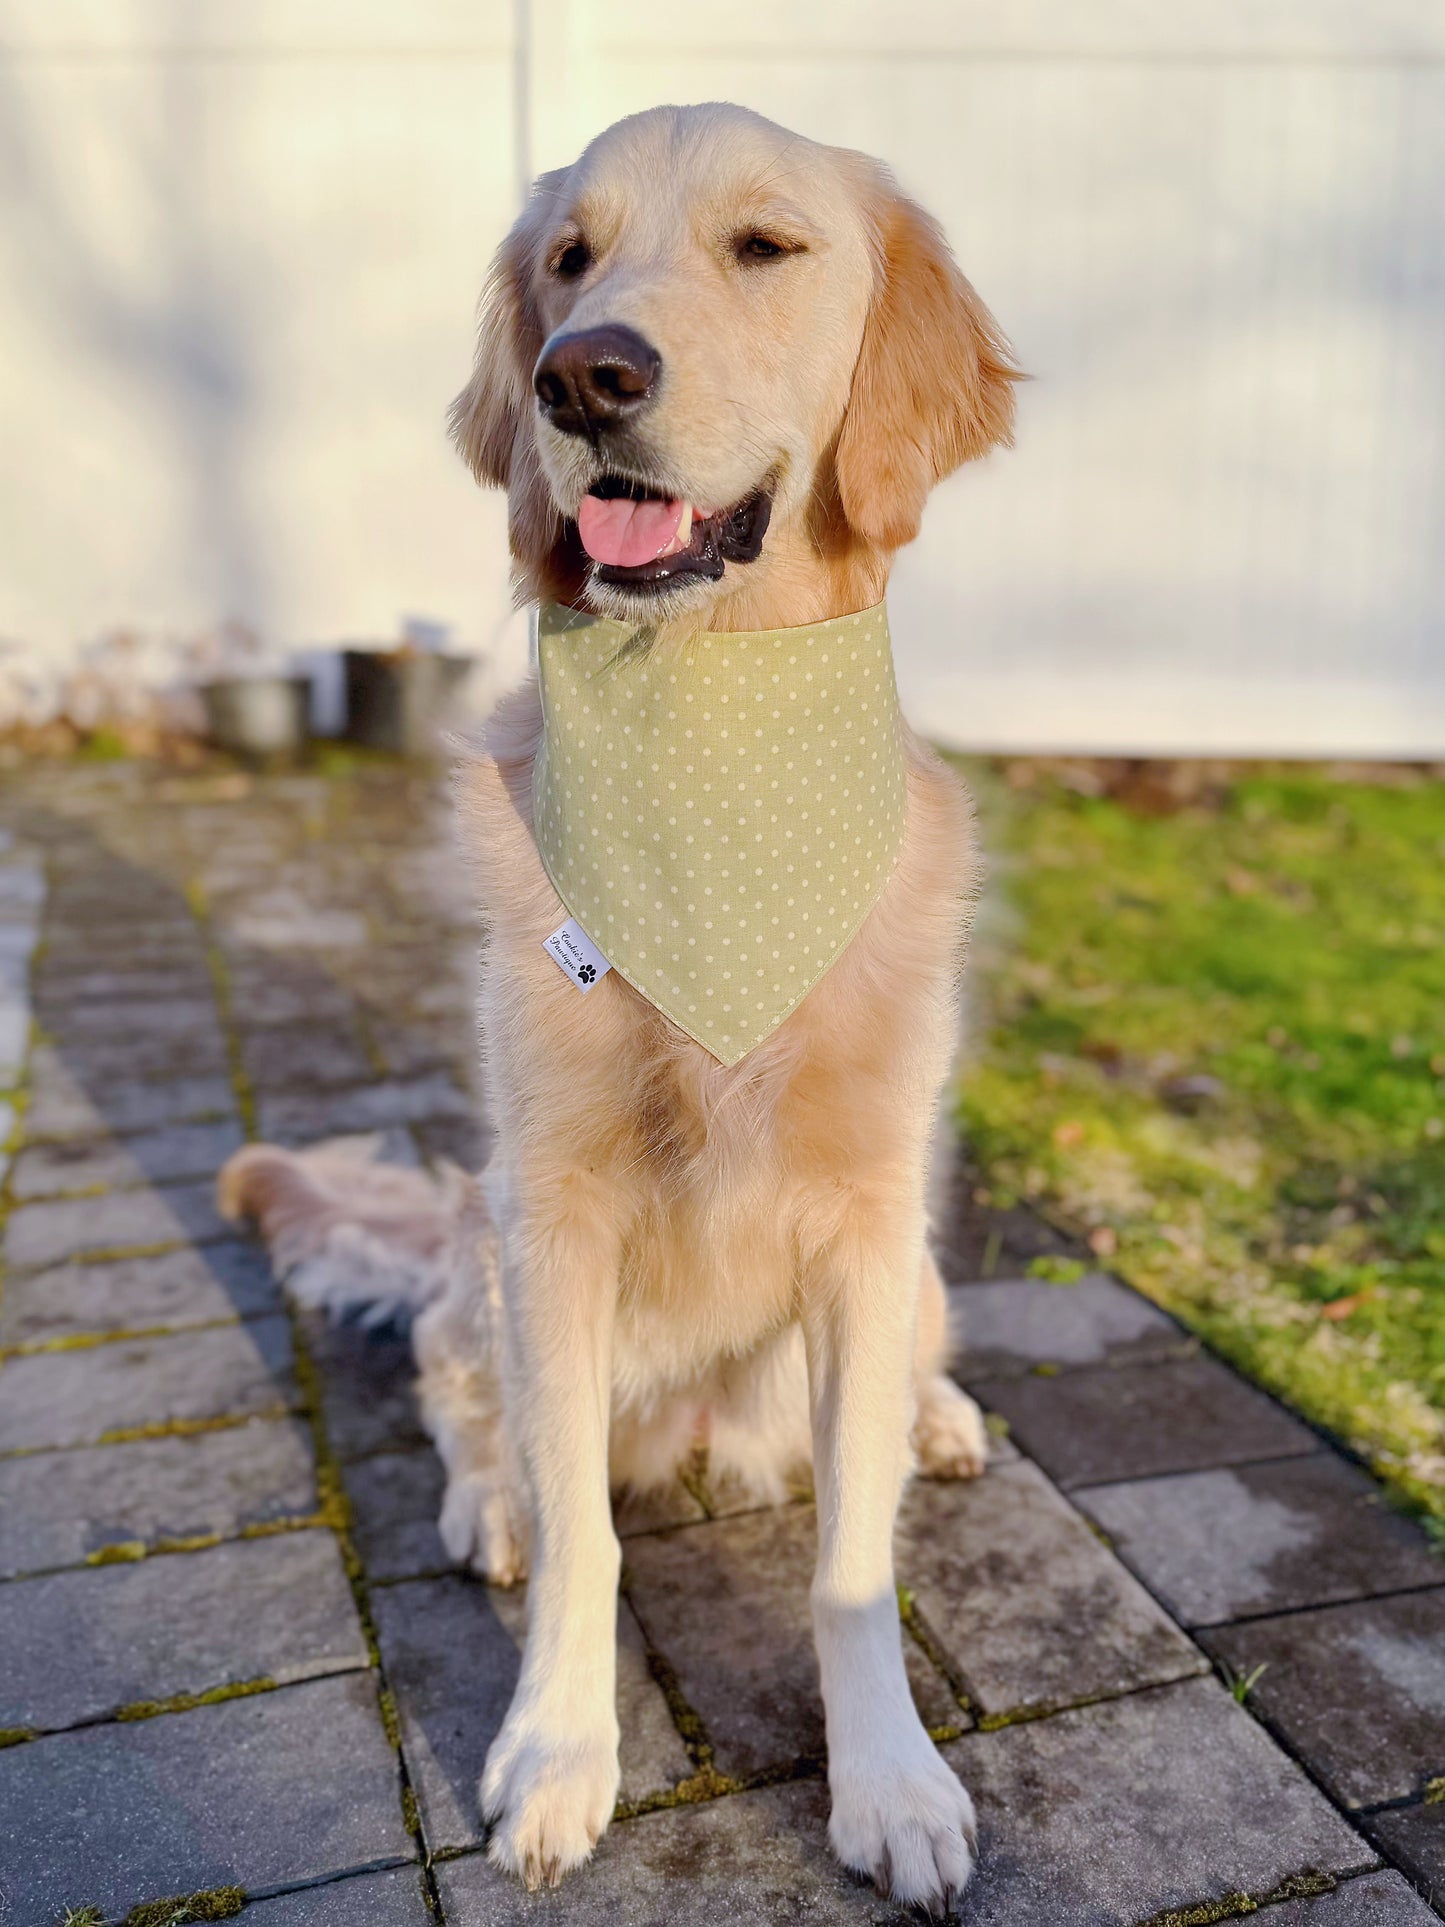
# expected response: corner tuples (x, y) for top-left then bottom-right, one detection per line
(3, 1), (1444, 752)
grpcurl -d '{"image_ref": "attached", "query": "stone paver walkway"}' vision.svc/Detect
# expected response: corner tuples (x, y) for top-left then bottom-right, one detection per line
(0, 762), (1441, 1926)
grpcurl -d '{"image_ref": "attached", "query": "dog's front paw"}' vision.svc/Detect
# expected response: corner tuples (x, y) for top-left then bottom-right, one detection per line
(481, 1714), (620, 1890)
(829, 1736), (977, 1911)
(439, 1470), (528, 1585)
(913, 1374), (989, 1481)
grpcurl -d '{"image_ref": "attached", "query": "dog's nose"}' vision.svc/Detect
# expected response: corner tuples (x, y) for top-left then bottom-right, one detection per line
(533, 325), (661, 438)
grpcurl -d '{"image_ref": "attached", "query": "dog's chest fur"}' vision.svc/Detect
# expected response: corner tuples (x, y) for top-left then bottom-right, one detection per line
(462, 675), (978, 1383)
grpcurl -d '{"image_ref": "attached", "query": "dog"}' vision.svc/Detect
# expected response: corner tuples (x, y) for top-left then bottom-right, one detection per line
(221, 101), (1020, 1910)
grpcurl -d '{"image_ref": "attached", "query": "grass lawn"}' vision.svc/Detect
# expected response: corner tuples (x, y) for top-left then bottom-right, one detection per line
(955, 758), (1445, 1531)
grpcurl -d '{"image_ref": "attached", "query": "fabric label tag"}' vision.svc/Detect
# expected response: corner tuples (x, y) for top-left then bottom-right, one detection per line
(543, 917), (612, 993)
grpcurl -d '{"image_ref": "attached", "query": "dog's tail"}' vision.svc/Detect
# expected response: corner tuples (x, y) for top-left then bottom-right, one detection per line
(218, 1134), (468, 1325)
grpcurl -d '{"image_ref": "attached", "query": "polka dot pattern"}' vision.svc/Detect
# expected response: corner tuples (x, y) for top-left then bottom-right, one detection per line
(533, 600), (906, 1067)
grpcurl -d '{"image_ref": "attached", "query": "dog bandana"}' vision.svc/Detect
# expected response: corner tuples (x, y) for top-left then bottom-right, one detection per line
(532, 600), (906, 1066)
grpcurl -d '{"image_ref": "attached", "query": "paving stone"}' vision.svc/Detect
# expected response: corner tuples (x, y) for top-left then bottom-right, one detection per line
(0, 1239), (280, 1345)
(345, 1448), (447, 1581)
(0, 905), (39, 950)
(1365, 1805), (1445, 1903)
(241, 1022), (376, 1091)
(624, 1506), (828, 1776)
(0, 859), (44, 908)
(224, 904), (369, 949)
(942, 1676), (1373, 1924)
(41, 924), (208, 972)
(45, 994), (222, 1040)
(26, 1059), (237, 1139)
(0, 992), (31, 1080)
(5, 1176), (229, 1268)
(44, 1023), (230, 1085)
(372, 1577), (690, 1850)
(43, 904), (193, 939)
(9, 1118), (246, 1198)
(436, 1778), (919, 1925)
(1202, 1589), (1445, 1807)
(44, 877), (188, 918)
(372, 1017), (469, 1079)
(1074, 1456), (1444, 1627)
(0, 945), (31, 1000)
(304, 1311), (428, 1459)
(0, 1529), (367, 1731)
(949, 1274), (1191, 1378)
(341, 944), (476, 1018)
(0, 1671), (412, 1922)
(227, 970), (360, 1027)
(1262, 1869), (1443, 1923)
(243, 1865), (434, 1923)
(896, 1459), (1205, 1716)
(973, 1354), (1319, 1488)
(0, 1314), (296, 1451)
(412, 1110), (493, 1172)
(257, 1071), (472, 1145)
(0, 1418), (317, 1577)
(35, 962), (215, 1008)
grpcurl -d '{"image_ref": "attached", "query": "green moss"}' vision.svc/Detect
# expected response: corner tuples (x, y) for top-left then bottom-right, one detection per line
(1027, 1255), (1087, 1285)
(1140, 1893), (1258, 1927)
(76, 727), (132, 764)
(86, 1540), (148, 1565)
(955, 760), (1445, 1524)
(96, 1411), (289, 1448)
(0, 1724), (35, 1747)
(897, 1586), (973, 1716)
(119, 1886), (245, 1926)
(1143, 1872), (1338, 1925)
(58, 1908), (106, 1927)
(4, 1316), (242, 1361)
(113, 1676), (279, 1723)
(400, 1782), (421, 1838)
(633, 1614), (715, 1767)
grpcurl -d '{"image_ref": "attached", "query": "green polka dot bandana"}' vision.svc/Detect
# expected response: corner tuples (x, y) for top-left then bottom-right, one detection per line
(532, 600), (906, 1067)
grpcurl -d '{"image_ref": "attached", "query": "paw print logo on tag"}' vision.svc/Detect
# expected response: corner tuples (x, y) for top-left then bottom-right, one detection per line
(543, 918), (612, 994)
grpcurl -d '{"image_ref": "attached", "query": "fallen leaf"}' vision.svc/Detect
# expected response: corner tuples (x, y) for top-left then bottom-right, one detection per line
(1319, 1289), (1377, 1322)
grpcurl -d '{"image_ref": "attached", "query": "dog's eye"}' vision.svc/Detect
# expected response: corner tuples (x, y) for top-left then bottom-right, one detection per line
(554, 241), (591, 279)
(738, 233), (789, 263)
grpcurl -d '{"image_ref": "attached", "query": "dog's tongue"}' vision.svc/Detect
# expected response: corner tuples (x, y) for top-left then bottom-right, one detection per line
(577, 494), (689, 567)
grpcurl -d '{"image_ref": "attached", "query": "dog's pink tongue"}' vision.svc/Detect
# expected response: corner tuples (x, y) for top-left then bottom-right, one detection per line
(577, 494), (686, 567)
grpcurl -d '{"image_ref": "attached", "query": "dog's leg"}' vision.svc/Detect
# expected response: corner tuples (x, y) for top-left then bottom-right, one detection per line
(414, 1250), (531, 1586)
(804, 1202), (977, 1910)
(480, 1163), (623, 1890)
(912, 1250), (989, 1480)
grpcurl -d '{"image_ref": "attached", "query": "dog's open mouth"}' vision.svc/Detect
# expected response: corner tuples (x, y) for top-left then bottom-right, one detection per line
(575, 475), (772, 589)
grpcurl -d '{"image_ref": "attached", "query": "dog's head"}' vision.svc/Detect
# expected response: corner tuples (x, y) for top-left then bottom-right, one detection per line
(451, 103), (1019, 630)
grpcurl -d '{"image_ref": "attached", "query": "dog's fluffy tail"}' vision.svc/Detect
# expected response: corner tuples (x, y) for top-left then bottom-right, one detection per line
(218, 1134), (467, 1324)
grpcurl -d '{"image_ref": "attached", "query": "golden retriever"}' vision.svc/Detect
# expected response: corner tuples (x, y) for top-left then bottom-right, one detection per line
(223, 100), (1019, 1910)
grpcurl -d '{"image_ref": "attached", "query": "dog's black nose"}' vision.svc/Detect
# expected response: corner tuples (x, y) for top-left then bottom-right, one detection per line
(533, 325), (660, 438)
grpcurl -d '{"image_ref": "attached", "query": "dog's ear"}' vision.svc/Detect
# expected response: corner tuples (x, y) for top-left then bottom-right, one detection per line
(835, 174), (1021, 552)
(448, 185), (554, 489)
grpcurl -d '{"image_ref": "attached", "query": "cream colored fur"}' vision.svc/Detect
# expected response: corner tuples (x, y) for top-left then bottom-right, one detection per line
(223, 101), (1020, 1912)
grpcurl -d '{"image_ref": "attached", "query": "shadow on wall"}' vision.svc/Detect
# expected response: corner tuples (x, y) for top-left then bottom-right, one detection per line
(0, 7), (268, 639)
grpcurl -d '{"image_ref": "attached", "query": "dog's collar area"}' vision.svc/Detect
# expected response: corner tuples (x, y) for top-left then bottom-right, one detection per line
(531, 599), (905, 1065)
